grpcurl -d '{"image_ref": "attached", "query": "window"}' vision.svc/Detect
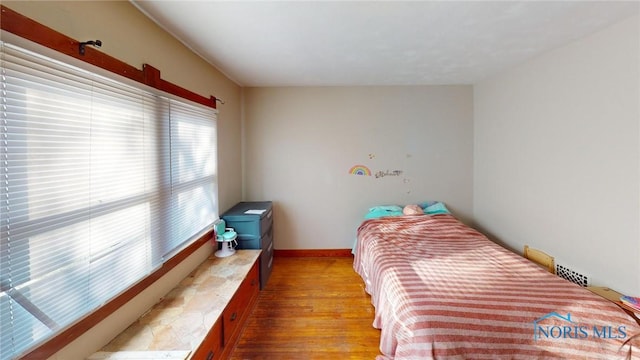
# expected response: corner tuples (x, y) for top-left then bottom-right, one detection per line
(0, 41), (217, 360)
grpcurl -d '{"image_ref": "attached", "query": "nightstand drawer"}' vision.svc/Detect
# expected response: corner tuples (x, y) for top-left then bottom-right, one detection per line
(261, 226), (273, 251)
(237, 234), (260, 249)
(260, 238), (274, 290)
(260, 208), (273, 237)
(227, 219), (261, 239)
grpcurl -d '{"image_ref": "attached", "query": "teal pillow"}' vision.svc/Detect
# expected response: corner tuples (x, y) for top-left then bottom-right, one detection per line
(368, 205), (403, 213)
(365, 205), (403, 219)
(364, 210), (403, 219)
(418, 201), (438, 209)
(423, 202), (450, 215)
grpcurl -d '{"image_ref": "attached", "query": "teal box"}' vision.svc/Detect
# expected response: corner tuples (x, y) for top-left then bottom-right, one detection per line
(221, 201), (273, 289)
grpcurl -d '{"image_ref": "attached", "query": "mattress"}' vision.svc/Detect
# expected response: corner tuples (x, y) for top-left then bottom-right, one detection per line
(353, 214), (640, 359)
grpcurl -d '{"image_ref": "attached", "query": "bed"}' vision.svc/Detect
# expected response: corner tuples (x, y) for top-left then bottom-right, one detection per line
(353, 214), (640, 359)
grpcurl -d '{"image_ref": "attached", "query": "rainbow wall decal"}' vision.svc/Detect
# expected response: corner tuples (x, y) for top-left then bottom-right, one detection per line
(349, 164), (372, 176)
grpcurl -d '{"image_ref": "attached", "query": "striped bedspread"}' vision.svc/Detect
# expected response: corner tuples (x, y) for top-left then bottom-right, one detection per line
(353, 214), (640, 359)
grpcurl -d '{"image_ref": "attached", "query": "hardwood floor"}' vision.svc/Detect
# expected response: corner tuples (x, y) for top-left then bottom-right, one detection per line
(230, 256), (381, 359)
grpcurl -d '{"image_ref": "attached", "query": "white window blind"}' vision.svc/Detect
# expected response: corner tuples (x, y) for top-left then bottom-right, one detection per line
(165, 101), (217, 260)
(0, 41), (217, 360)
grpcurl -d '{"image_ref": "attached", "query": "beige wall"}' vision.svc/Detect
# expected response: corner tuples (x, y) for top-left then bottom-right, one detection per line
(2, 1), (243, 359)
(474, 15), (640, 295)
(243, 86), (474, 250)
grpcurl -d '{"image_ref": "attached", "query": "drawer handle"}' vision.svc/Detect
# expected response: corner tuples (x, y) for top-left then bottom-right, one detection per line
(206, 350), (215, 360)
(230, 312), (237, 321)
(267, 242), (273, 252)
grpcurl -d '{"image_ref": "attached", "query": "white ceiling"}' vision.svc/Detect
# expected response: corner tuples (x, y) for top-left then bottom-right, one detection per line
(131, 1), (639, 87)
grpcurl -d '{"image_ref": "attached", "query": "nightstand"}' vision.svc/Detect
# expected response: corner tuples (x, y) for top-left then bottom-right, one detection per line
(222, 201), (273, 290)
(587, 286), (640, 325)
